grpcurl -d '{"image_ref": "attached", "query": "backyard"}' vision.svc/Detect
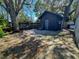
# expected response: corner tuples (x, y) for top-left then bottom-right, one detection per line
(0, 29), (79, 59)
(0, 0), (79, 59)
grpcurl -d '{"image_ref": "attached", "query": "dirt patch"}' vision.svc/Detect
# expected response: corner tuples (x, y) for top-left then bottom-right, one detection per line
(0, 29), (79, 59)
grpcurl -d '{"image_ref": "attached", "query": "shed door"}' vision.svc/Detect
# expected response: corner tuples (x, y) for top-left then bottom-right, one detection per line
(45, 19), (49, 30)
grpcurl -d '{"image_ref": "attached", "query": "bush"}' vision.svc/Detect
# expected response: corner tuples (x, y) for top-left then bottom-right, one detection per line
(0, 19), (9, 29)
(0, 27), (5, 38)
(0, 15), (8, 38)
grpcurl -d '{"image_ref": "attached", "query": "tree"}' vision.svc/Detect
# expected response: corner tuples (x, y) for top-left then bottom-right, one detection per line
(75, 0), (79, 48)
(35, 0), (76, 17)
(0, 0), (26, 31)
(16, 10), (29, 23)
(34, 0), (46, 16)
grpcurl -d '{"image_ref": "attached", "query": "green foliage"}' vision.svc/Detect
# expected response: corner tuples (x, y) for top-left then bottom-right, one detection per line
(0, 15), (8, 38)
(0, 27), (5, 38)
(0, 16), (9, 29)
(35, 0), (77, 19)
(17, 10), (29, 23)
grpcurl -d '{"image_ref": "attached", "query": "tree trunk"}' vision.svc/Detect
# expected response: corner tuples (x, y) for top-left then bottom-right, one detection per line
(75, 1), (79, 48)
(11, 15), (18, 31)
(10, 12), (19, 32)
(75, 17), (79, 48)
(2, 0), (26, 32)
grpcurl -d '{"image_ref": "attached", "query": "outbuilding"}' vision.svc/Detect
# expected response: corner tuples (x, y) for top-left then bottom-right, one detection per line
(38, 11), (63, 31)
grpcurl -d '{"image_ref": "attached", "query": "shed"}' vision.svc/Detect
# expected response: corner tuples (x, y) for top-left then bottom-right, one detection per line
(38, 11), (63, 31)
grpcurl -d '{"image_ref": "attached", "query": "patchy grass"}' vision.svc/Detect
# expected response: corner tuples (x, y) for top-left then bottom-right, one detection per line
(0, 29), (79, 59)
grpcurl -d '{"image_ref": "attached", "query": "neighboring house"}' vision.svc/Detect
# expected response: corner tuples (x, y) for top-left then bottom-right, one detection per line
(38, 11), (63, 31)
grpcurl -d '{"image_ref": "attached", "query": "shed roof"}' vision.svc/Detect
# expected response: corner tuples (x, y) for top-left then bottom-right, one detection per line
(39, 11), (63, 20)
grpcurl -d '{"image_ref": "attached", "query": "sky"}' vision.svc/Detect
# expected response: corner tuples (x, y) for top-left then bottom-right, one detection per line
(23, 0), (38, 22)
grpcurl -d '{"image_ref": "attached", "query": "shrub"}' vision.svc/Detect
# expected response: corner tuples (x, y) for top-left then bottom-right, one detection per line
(0, 19), (9, 29)
(0, 27), (5, 38)
(0, 16), (8, 38)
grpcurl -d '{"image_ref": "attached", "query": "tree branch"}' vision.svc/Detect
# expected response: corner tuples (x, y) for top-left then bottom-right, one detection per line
(0, 0), (10, 13)
(16, 0), (26, 15)
(68, 0), (73, 6)
(69, 9), (76, 15)
(3, 0), (13, 13)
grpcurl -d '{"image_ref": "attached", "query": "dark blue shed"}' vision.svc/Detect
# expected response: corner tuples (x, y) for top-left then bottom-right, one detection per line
(39, 11), (63, 31)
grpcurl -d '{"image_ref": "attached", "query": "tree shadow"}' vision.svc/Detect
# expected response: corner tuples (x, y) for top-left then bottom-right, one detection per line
(1, 37), (42, 59)
(32, 30), (61, 36)
(1, 29), (78, 59)
(69, 30), (79, 49)
(53, 46), (77, 59)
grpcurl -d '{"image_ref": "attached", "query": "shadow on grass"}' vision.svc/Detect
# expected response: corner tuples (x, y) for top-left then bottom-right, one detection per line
(53, 46), (77, 59)
(2, 37), (42, 59)
(1, 30), (78, 59)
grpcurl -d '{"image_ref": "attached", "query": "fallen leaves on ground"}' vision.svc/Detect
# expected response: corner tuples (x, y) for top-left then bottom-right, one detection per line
(0, 29), (79, 59)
